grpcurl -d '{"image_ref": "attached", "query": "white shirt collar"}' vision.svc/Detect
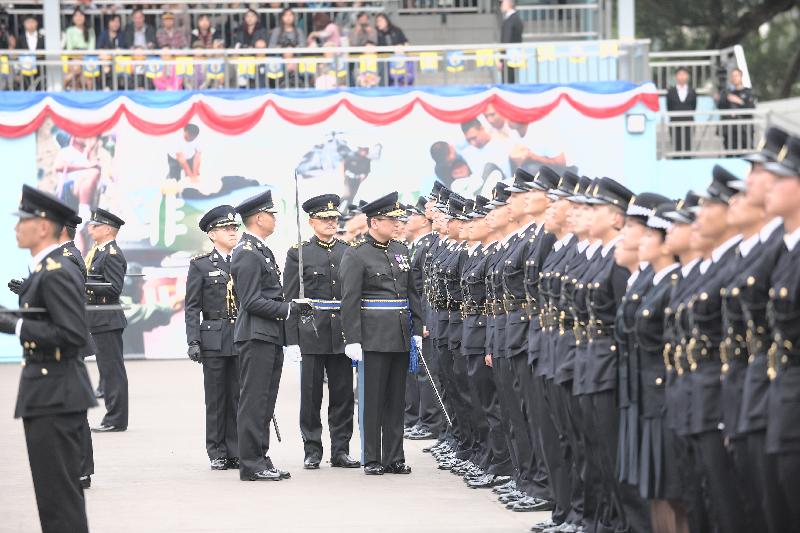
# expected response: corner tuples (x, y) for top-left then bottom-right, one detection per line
(212, 247), (232, 260)
(29, 243), (62, 273)
(760, 217), (783, 243)
(95, 238), (114, 250)
(576, 239), (589, 253)
(738, 233), (760, 258)
(681, 257), (700, 277)
(653, 263), (680, 286)
(517, 221), (535, 237)
(711, 234), (742, 263)
(502, 229), (517, 245)
(601, 235), (623, 257)
(784, 226), (800, 252)
(699, 258), (712, 274)
(586, 240), (602, 258)
(468, 243), (482, 256)
(503, 9), (516, 19)
(639, 261), (649, 271)
(626, 270), (639, 289)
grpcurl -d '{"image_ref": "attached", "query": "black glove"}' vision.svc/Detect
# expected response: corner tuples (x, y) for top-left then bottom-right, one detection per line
(8, 279), (23, 295)
(290, 300), (314, 318)
(0, 306), (18, 335)
(187, 342), (201, 363)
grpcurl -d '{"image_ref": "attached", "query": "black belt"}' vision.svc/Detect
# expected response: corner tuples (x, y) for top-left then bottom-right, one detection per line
(22, 345), (75, 363)
(203, 311), (236, 320)
(462, 302), (483, 316)
(87, 297), (119, 305)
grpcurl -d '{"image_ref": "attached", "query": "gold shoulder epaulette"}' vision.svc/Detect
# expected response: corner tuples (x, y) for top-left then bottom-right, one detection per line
(45, 257), (62, 271)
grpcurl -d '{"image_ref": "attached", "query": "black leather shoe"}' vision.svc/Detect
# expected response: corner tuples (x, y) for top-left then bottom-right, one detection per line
(408, 427), (435, 440)
(265, 457), (291, 479)
(91, 424), (126, 433)
(469, 474), (511, 489)
(499, 490), (527, 504)
(512, 497), (554, 512)
(383, 461), (412, 474)
(304, 455), (321, 469)
(80, 475), (91, 489)
(364, 462), (384, 475)
(330, 453), (360, 468)
(210, 458), (228, 470)
(226, 457), (239, 470)
(241, 469), (282, 481)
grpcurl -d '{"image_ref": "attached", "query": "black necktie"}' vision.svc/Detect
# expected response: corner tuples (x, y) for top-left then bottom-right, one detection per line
(225, 255), (231, 263)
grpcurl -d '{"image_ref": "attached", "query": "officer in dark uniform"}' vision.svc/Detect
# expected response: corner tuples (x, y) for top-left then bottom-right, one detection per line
(185, 205), (241, 471)
(0, 185), (96, 533)
(86, 207), (129, 432)
(339, 191), (424, 475)
(231, 189), (311, 481)
(763, 135), (800, 532)
(284, 193), (360, 470)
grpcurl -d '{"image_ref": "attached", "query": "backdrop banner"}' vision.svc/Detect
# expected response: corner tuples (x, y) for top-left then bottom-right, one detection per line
(16, 82), (658, 359)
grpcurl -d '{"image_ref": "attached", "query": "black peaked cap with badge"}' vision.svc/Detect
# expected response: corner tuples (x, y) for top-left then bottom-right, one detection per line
(302, 194), (341, 218)
(664, 191), (701, 224)
(489, 182), (512, 206)
(549, 170), (580, 199)
(507, 168), (535, 193)
(66, 214), (82, 229)
(533, 166), (560, 191)
(361, 192), (406, 218)
(646, 201), (677, 232)
(568, 176), (594, 203)
(89, 207), (125, 228)
(696, 165), (743, 204)
(468, 195), (491, 218)
(626, 192), (672, 222)
(435, 187), (452, 208)
(765, 135), (800, 178)
(235, 190), (277, 218)
(745, 126), (790, 164)
(585, 176), (634, 208)
(199, 205), (238, 232)
(15, 184), (77, 225)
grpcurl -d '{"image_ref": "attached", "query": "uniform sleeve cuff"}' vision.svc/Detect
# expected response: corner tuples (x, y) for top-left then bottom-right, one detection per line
(15, 319), (23, 338)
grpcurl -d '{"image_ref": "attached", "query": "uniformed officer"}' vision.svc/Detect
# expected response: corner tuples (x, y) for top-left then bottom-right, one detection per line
(0, 185), (96, 533)
(763, 134), (800, 532)
(284, 193), (360, 470)
(339, 191), (424, 475)
(85, 207), (129, 433)
(185, 205), (241, 471)
(231, 189), (311, 481)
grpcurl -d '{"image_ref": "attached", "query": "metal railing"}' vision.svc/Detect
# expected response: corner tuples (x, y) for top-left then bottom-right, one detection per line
(657, 109), (770, 159)
(0, 40), (651, 92)
(649, 45), (751, 95)
(517, 2), (608, 41)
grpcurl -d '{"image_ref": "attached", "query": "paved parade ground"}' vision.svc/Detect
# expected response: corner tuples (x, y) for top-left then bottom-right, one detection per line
(0, 360), (544, 533)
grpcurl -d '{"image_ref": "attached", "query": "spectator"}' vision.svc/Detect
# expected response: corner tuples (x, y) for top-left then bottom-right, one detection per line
(665, 67), (698, 156)
(17, 15), (44, 51)
(191, 14), (217, 48)
(499, 0), (522, 84)
(307, 13), (341, 47)
(97, 14), (124, 49)
(333, 0), (359, 38)
(63, 7), (96, 51)
(123, 8), (157, 50)
(314, 44), (341, 89)
(716, 67), (756, 153)
(268, 8), (306, 49)
(355, 41), (381, 87)
(375, 13), (408, 46)
(152, 48), (184, 90)
(233, 8), (267, 49)
(349, 12), (377, 47)
(157, 12), (188, 49)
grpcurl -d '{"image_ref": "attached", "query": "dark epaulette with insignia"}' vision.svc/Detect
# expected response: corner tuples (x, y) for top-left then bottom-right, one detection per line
(291, 240), (311, 250)
(391, 238), (409, 250)
(191, 251), (212, 262)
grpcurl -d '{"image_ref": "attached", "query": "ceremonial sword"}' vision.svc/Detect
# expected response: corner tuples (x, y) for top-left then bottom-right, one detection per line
(417, 340), (452, 427)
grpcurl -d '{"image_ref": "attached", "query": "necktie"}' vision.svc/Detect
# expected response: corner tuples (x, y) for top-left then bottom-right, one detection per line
(226, 255), (231, 263)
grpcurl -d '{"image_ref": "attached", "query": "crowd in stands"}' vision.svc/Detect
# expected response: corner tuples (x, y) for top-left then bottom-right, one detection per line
(0, 3), (413, 90)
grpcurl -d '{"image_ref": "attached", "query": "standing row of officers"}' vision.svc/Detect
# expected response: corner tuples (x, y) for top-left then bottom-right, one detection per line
(400, 127), (800, 533)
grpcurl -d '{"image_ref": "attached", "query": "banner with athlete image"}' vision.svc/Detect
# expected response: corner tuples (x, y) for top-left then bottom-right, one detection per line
(21, 83), (659, 359)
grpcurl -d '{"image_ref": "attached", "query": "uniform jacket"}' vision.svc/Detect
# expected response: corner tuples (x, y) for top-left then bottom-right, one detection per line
(501, 223), (540, 359)
(14, 247), (97, 419)
(444, 243), (468, 352)
(86, 239), (127, 334)
(230, 232), (289, 346)
(615, 265), (654, 410)
(60, 240), (97, 358)
(340, 233), (423, 353)
(487, 233), (523, 358)
(284, 236), (348, 355)
(536, 236), (574, 379)
(460, 244), (489, 356)
(185, 249), (238, 357)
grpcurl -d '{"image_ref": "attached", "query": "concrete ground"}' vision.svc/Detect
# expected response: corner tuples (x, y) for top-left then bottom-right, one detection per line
(0, 360), (546, 533)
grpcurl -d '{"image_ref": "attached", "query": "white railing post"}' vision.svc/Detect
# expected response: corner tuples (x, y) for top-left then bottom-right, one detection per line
(43, 0), (63, 91)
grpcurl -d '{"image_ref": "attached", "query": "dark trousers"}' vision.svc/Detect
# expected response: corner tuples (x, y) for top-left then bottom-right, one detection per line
(202, 356), (240, 460)
(24, 412), (89, 533)
(466, 353), (512, 475)
(300, 353), (354, 458)
(438, 343), (473, 452)
(671, 121), (693, 153)
(690, 431), (748, 533)
(553, 382), (585, 525)
(236, 340), (283, 477)
(746, 431), (796, 533)
(418, 335), (444, 434)
(79, 415), (94, 477)
(404, 364), (421, 428)
(774, 451), (800, 532)
(93, 330), (128, 428)
(361, 351), (407, 465)
(453, 352), (486, 463)
(513, 356), (551, 501)
(729, 436), (768, 531)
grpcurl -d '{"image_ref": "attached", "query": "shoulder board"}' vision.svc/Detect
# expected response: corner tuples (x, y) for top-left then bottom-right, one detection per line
(45, 257), (62, 271)
(191, 252), (211, 261)
(291, 240), (311, 250)
(62, 248), (72, 257)
(108, 245), (117, 255)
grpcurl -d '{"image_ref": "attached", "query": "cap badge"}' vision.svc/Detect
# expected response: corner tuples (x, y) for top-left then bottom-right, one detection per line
(327, 201), (335, 210)
(777, 145), (788, 162)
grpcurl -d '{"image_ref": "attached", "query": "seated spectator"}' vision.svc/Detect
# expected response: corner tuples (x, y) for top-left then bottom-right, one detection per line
(17, 15), (44, 51)
(233, 8), (267, 49)
(157, 12), (188, 49)
(355, 41), (381, 88)
(349, 12), (377, 47)
(63, 7), (96, 90)
(123, 8), (156, 50)
(152, 48), (184, 91)
(191, 14), (217, 49)
(307, 13), (341, 48)
(268, 8), (306, 49)
(375, 13), (408, 46)
(97, 14), (124, 49)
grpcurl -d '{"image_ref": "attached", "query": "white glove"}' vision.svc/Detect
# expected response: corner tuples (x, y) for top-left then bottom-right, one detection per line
(284, 344), (302, 363)
(413, 335), (423, 354)
(345, 343), (363, 362)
